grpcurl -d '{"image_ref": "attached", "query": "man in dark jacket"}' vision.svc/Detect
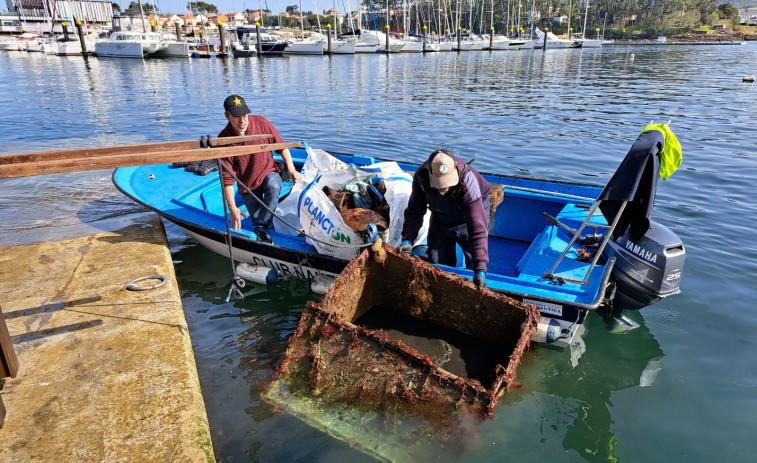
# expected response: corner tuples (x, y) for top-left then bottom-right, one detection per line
(399, 149), (491, 290)
(218, 94), (301, 243)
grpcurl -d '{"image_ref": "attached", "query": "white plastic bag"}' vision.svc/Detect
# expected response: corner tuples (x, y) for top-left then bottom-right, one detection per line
(274, 146), (425, 261)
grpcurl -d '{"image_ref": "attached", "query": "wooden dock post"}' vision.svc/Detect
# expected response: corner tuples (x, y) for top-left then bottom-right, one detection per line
(256, 22), (262, 55)
(74, 18), (88, 55)
(219, 22), (227, 54)
(327, 24), (332, 54)
(543, 27), (548, 50)
(0, 305), (19, 429)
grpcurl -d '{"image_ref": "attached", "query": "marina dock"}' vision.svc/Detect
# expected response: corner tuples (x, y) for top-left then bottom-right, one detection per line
(0, 213), (213, 462)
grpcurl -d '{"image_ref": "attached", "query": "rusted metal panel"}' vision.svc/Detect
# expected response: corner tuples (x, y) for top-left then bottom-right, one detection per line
(267, 244), (539, 424)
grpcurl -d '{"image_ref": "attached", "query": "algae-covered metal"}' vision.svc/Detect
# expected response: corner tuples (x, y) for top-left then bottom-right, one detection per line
(266, 245), (539, 422)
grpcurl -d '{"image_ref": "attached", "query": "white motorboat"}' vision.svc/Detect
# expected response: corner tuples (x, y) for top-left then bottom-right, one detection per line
(325, 39), (356, 54)
(354, 41), (378, 53)
(370, 31), (404, 53)
(398, 36), (424, 53)
(94, 31), (166, 58)
(532, 28), (581, 49)
(482, 35), (529, 50)
(283, 38), (324, 55)
(55, 31), (101, 56)
(0, 32), (42, 51)
(152, 33), (190, 57)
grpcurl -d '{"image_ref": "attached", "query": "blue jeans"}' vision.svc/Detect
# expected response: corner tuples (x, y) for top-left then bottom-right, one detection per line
(240, 171), (282, 231)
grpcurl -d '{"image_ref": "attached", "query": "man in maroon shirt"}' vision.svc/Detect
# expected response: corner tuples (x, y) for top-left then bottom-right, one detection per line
(219, 95), (301, 243)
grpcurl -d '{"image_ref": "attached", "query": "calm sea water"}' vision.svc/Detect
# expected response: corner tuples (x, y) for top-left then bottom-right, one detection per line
(1, 44), (756, 462)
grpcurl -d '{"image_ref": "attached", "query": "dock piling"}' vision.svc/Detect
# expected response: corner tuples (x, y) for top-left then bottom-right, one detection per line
(74, 18), (88, 55)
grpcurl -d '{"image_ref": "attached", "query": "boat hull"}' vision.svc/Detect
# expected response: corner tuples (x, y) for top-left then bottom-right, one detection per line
(94, 41), (144, 58)
(283, 41), (324, 55)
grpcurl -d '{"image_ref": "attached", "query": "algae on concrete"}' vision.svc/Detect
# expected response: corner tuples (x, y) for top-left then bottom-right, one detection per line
(0, 213), (214, 462)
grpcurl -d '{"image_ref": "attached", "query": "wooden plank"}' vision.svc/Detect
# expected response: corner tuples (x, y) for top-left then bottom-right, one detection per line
(0, 305), (19, 379)
(0, 134), (275, 166)
(0, 142), (302, 179)
(0, 393), (5, 429)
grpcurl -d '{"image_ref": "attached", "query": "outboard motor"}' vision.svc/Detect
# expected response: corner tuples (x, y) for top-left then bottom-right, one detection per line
(604, 220), (685, 310)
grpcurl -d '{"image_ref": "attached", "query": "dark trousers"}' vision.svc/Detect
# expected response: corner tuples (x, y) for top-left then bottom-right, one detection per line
(240, 171), (282, 231)
(427, 196), (490, 270)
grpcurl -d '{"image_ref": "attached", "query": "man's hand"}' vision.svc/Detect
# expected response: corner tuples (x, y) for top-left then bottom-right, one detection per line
(288, 168), (302, 182)
(229, 206), (249, 230)
(398, 240), (413, 254)
(473, 271), (487, 291)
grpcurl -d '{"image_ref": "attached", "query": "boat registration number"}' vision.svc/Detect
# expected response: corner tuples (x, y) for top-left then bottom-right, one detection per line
(524, 299), (563, 317)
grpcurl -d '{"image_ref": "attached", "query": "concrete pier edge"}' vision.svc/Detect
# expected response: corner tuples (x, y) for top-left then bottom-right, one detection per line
(0, 213), (214, 462)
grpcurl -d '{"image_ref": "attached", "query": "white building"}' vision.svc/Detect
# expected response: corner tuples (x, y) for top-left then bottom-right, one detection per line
(2, 0), (114, 34)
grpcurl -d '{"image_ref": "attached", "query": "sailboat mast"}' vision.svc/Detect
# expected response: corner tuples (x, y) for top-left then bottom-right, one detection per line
(299, 0), (304, 37)
(582, 0), (588, 38)
(313, 0), (321, 35)
(137, 0), (147, 32)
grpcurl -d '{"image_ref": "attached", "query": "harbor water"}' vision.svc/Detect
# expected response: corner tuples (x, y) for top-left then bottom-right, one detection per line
(1, 44), (756, 462)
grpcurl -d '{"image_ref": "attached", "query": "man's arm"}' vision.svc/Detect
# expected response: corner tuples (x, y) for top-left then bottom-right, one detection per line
(277, 148), (302, 182)
(223, 184), (248, 230)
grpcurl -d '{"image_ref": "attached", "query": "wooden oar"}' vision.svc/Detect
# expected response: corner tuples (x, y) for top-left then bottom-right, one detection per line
(0, 135), (276, 166)
(0, 142), (302, 179)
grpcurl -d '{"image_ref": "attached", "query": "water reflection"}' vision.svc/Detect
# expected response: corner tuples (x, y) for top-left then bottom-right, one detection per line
(469, 313), (665, 462)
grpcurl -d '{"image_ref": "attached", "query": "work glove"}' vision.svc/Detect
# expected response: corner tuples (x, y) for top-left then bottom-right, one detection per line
(398, 240), (413, 254)
(473, 271), (487, 291)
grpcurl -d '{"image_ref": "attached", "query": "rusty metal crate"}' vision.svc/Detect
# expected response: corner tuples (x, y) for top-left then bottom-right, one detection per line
(264, 244), (539, 459)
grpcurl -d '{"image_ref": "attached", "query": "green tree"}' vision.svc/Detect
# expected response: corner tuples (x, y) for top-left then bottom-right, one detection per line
(186, 2), (218, 14)
(111, 2), (121, 13)
(286, 4), (299, 15)
(124, 1), (155, 14)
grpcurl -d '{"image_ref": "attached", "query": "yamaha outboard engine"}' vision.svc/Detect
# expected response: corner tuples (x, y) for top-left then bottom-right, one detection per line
(604, 220), (685, 310)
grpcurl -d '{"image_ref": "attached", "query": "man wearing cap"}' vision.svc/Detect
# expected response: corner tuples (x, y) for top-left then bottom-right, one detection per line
(219, 94), (301, 243)
(399, 149), (491, 290)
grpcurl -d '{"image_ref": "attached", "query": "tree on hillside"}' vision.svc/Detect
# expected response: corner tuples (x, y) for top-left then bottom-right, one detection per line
(124, 1), (156, 14)
(186, 2), (218, 14)
(286, 5), (299, 15)
(718, 3), (741, 27)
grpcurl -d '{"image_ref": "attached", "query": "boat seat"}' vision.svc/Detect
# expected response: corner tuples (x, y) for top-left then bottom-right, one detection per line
(515, 224), (590, 282)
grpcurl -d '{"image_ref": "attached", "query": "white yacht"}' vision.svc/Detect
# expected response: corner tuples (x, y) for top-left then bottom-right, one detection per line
(94, 31), (166, 58)
(532, 28), (581, 49)
(371, 31), (404, 53)
(152, 33), (191, 57)
(0, 32), (42, 51)
(283, 39), (324, 55)
(324, 38), (356, 54)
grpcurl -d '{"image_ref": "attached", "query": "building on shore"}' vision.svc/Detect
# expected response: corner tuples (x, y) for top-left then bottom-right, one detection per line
(2, 0), (114, 36)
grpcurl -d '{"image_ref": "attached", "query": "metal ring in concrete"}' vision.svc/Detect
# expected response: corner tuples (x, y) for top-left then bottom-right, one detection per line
(124, 275), (168, 291)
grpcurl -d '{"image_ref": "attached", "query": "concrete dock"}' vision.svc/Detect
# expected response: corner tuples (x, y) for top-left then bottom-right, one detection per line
(0, 213), (214, 462)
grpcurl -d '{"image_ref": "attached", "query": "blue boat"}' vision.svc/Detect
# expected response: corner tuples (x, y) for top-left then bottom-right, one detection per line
(112, 131), (685, 347)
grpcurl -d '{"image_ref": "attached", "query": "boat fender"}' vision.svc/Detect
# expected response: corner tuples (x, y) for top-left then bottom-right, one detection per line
(310, 275), (335, 294)
(236, 263), (279, 285)
(532, 318), (569, 344)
